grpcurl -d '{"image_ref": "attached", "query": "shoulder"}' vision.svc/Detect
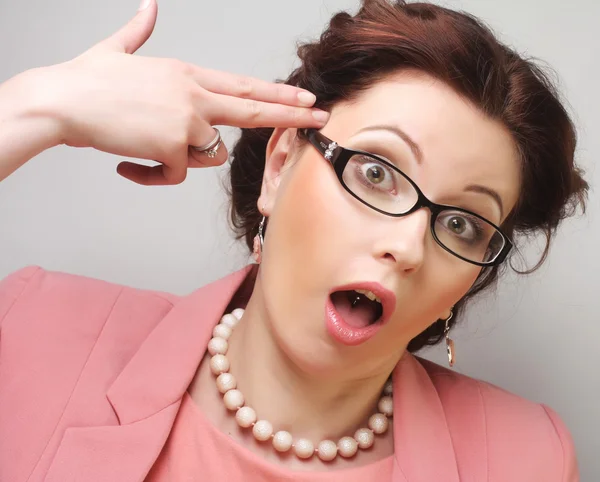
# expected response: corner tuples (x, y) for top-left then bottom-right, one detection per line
(0, 267), (184, 480)
(0, 265), (180, 341)
(416, 356), (579, 481)
(0, 266), (41, 321)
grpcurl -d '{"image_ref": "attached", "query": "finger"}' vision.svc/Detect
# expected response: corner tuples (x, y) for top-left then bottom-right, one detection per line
(184, 122), (228, 167)
(116, 157), (188, 186)
(96, 0), (158, 54)
(188, 142), (229, 168)
(189, 67), (318, 107)
(205, 93), (330, 129)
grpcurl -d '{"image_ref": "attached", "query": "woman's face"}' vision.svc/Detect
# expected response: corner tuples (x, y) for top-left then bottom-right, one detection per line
(256, 71), (520, 380)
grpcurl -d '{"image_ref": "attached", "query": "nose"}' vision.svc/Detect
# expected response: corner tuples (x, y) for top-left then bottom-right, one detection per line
(374, 208), (430, 273)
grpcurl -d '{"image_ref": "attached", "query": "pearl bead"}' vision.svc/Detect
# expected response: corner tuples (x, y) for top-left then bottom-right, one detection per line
(213, 324), (232, 340)
(223, 389), (244, 410)
(354, 428), (374, 449)
(317, 440), (337, 461)
(252, 420), (273, 441)
(378, 396), (393, 417)
(208, 337), (228, 356)
(294, 438), (315, 459)
(221, 314), (239, 328)
(272, 431), (293, 452)
(368, 413), (389, 434)
(338, 436), (358, 458)
(235, 406), (256, 428)
(216, 372), (236, 393)
(209, 354), (230, 375)
(232, 308), (245, 320)
(383, 380), (393, 395)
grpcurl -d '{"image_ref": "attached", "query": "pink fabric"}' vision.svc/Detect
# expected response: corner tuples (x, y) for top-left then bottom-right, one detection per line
(0, 265), (579, 482)
(144, 391), (393, 481)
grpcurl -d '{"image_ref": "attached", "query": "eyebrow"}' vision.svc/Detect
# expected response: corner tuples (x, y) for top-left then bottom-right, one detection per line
(355, 124), (423, 164)
(354, 124), (505, 219)
(464, 185), (505, 219)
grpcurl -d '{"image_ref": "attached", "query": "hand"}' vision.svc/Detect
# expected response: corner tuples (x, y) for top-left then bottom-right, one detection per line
(41, 0), (328, 185)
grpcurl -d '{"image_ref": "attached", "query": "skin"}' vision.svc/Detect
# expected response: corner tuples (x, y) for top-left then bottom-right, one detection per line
(190, 71), (521, 470)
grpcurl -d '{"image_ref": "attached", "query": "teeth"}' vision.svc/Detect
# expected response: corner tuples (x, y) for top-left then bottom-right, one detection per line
(354, 289), (382, 304)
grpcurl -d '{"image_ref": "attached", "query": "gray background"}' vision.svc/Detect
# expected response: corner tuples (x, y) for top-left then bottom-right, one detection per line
(0, 0), (598, 478)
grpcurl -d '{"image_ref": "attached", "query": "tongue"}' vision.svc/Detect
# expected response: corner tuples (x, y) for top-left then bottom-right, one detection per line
(331, 291), (374, 329)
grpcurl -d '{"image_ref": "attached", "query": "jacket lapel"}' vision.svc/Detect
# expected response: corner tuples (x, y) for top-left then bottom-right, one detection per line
(391, 354), (460, 482)
(44, 266), (253, 482)
(43, 403), (181, 482)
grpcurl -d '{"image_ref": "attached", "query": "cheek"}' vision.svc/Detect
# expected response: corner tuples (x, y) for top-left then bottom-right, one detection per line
(256, 155), (362, 368)
(267, 156), (355, 275)
(257, 155), (347, 333)
(388, 259), (481, 344)
(432, 263), (481, 311)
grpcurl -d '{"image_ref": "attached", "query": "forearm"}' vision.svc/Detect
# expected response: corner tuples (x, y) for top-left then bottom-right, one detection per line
(0, 68), (62, 182)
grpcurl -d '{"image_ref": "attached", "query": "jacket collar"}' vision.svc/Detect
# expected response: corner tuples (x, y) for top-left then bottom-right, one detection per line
(45, 265), (458, 482)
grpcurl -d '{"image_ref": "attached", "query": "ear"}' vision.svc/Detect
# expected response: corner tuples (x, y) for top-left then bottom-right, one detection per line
(257, 127), (298, 216)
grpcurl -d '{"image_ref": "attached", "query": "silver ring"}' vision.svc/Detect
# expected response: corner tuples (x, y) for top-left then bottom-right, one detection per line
(191, 128), (222, 158)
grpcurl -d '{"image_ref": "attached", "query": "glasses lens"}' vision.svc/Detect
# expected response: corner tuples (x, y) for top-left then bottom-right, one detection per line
(434, 209), (506, 264)
(342, 153), (419, 214)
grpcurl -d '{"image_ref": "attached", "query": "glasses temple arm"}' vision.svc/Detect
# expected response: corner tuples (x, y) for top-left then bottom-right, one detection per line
(304, 129), (341, 165)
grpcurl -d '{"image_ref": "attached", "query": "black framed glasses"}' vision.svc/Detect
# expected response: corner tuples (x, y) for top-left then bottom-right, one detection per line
(302, 129), (513, 267)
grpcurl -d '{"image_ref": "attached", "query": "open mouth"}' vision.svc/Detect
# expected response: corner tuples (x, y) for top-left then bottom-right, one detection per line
(330, 289), (384, 328)
(325, 283), (395, 346)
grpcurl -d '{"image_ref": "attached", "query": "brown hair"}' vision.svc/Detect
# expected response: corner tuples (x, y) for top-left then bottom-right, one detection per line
(227, 0), (588, 353)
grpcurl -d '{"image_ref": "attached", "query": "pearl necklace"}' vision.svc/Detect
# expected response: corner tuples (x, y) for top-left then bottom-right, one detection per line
(207, 308), (394, 462)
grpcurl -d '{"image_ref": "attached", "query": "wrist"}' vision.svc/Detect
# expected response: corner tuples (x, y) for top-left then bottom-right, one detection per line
(14, 66), (69, 149)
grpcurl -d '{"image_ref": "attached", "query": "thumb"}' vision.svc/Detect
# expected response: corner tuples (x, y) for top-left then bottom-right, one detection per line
(98, 0), (158, 54)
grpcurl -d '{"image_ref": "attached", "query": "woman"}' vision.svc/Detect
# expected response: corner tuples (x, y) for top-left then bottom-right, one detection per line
(0, 0), (588, 480)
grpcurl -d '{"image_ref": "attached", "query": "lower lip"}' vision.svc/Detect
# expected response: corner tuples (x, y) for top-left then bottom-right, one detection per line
(325, 297), (384, 346)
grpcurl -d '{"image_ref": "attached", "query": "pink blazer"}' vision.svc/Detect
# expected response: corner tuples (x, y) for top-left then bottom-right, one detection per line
(0, 265), (578, 482)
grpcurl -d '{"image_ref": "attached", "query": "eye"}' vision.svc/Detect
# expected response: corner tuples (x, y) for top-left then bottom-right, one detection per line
(354, 156), (397, 193)
(448, 216), (468, 234)
(437, 212), (484, 243)
(365, 164), (386, 184)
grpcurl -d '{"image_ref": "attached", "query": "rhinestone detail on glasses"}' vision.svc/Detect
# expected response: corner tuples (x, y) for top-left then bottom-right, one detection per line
(324, 142), (338, 161)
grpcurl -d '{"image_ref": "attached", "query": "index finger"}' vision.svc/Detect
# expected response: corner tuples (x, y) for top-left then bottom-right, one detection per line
(188, 66), (318, 107)
(205, 93), (329, 129)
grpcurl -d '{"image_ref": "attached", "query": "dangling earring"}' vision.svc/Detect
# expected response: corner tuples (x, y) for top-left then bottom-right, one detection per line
(252, 215), (266, 264)
(443, 310), (455, 368)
